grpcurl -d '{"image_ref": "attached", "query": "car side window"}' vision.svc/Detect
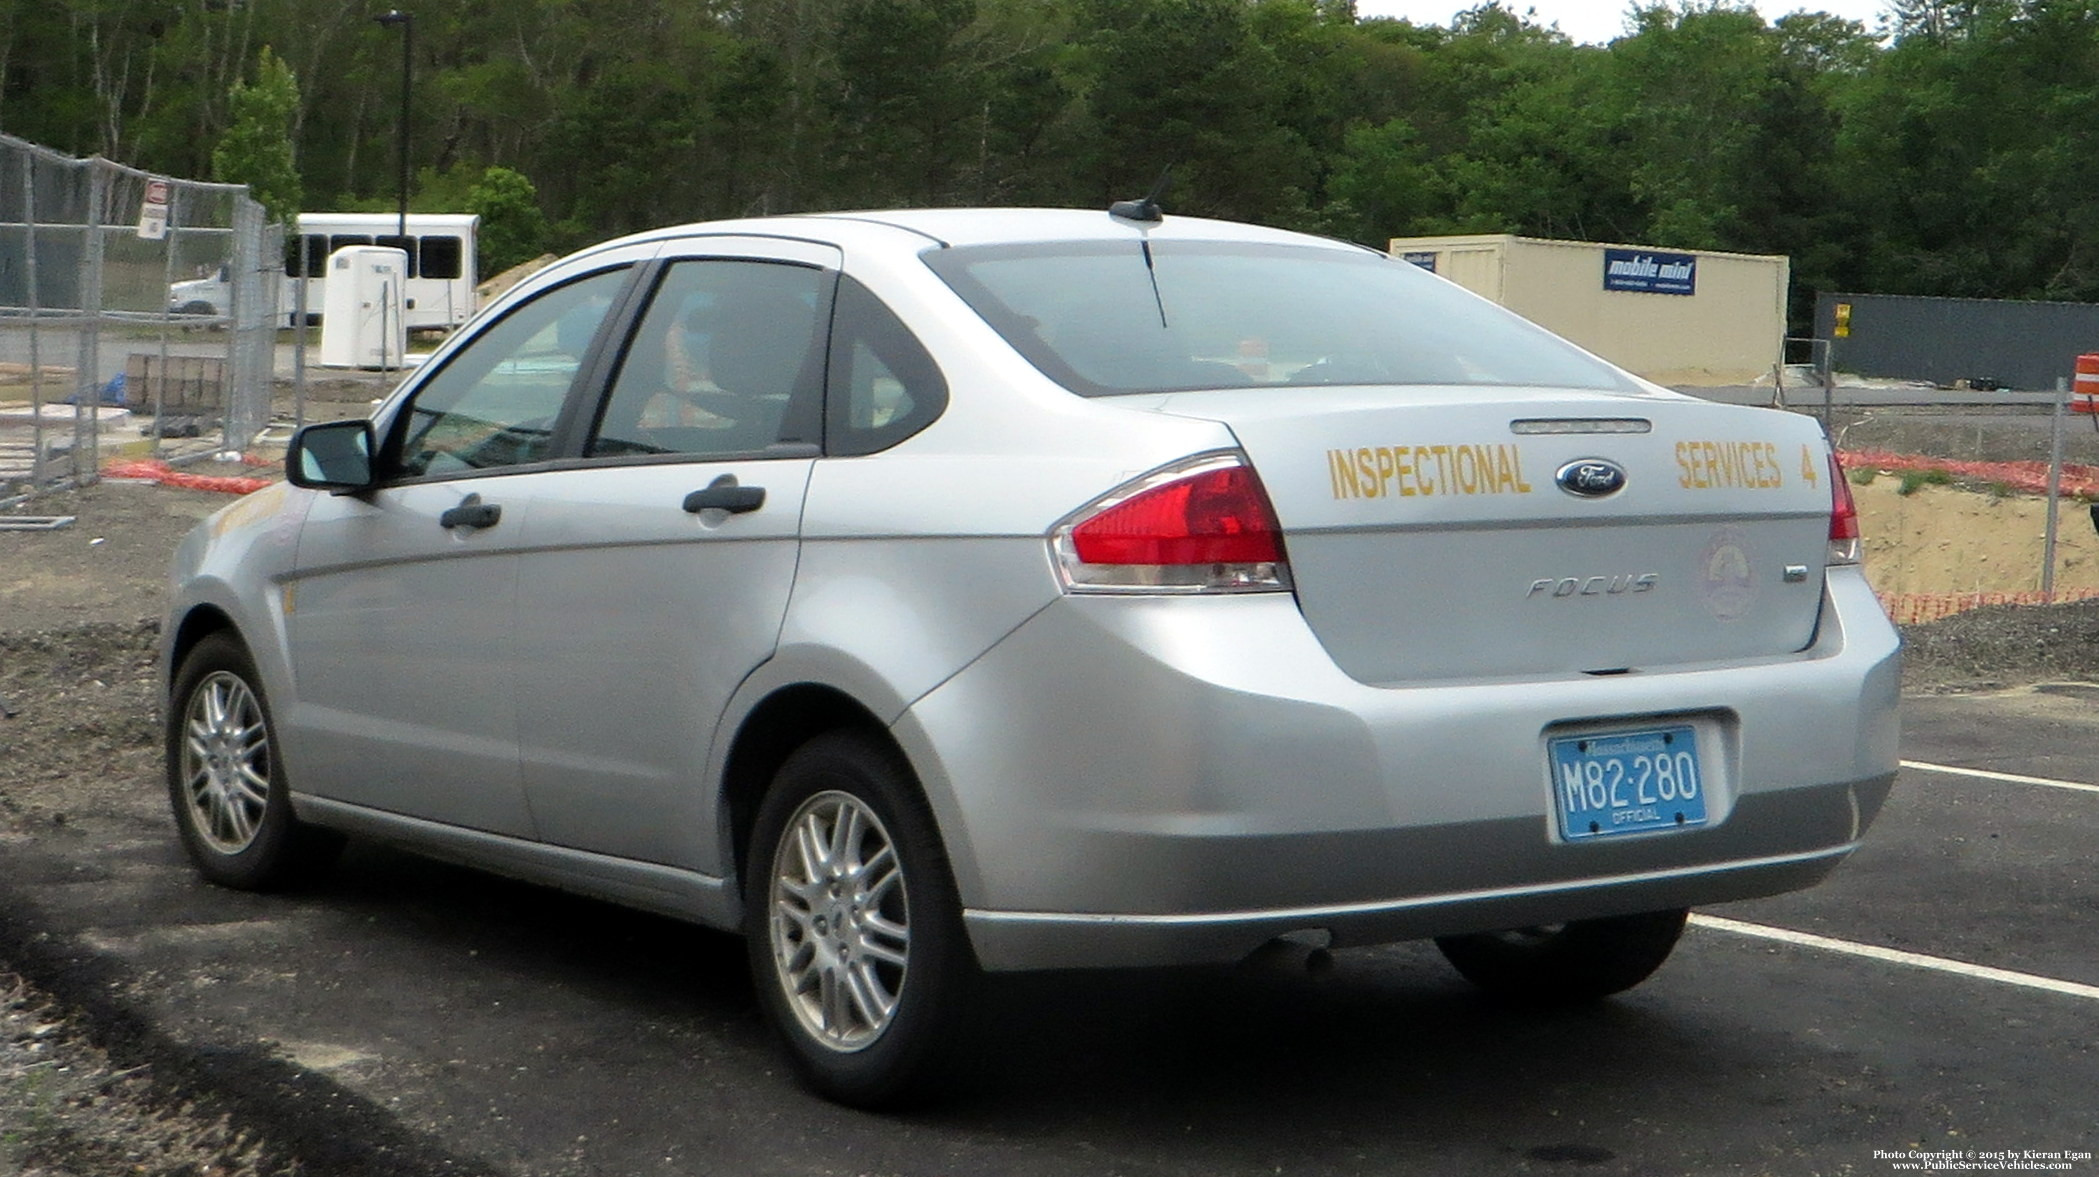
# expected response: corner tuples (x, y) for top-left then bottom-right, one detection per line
(588, 260), (828, 460)
(826, 276), (947, 457)
(391, 268), (629, 478)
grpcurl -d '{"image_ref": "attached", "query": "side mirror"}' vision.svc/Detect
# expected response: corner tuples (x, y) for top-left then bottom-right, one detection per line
(286, 419), (377, 491)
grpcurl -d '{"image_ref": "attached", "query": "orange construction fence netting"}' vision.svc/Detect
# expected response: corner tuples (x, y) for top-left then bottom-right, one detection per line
(1837, 447), (2099, 500)
(1877, 587), (2099, 626)
(101, 458), (275, 496)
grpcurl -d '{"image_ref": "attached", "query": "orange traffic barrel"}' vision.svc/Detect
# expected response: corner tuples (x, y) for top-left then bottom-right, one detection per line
(2077, 354), (2099, 413)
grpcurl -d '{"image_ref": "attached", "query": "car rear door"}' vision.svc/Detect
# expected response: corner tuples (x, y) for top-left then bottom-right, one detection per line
(509, 239), (838, 868)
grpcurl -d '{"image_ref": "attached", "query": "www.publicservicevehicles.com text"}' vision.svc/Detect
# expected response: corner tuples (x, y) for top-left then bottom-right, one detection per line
(1877, 1149), (2091, 1172)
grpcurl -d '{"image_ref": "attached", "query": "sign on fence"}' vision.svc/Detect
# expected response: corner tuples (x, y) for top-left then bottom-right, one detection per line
(136, 178), (170, 240)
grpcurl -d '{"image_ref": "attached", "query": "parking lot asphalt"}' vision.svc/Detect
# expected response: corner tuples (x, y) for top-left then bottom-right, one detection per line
(1, 688), (2094, 1177)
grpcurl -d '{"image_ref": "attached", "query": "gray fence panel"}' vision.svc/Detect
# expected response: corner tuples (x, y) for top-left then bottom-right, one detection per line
(1815, 291), (2099, 392)
(1, 133), (276, 501)
(227, 203), (282, 452)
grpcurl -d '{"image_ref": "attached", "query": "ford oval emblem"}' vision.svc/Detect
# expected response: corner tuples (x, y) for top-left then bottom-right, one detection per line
(1556, 458), (1627, 498)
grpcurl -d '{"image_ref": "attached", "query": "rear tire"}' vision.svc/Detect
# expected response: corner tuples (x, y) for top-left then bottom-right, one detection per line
(1434, 908), (1689, 1004)
(743, 730), (979, 1109)
(166, 633), (343, 890)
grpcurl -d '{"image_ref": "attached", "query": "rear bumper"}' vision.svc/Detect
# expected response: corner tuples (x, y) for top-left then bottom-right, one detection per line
(962, 802), (1885, 970)
(897, 566), (1901, 971)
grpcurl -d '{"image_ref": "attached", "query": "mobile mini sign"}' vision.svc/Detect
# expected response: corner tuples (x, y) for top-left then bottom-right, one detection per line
(1604, 248), (1696, 296)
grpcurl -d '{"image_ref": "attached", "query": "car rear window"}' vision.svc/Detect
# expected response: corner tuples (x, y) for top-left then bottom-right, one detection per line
(922, 240), (1638, 396)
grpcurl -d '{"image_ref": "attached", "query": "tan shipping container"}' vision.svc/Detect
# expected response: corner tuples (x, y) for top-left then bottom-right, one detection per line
(1388, 234), (1788, 386)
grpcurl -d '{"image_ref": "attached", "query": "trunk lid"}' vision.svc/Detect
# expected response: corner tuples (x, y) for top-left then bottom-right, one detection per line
(1152, 385), (1840, 685)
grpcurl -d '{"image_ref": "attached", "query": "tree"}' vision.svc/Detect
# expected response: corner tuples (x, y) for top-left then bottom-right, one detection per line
(1336, 5), (1629, 243)
(1074, 0), (1316, 221)
(1837, 0), (2099, 301)
(211, 46), (303, 225)
(1430, 22), (1626, 241)
(824, 0), (983, 206)
(1328, 118), (1434, 243)
(23, 0), (2099, 321)
(468, 165), (550, 279)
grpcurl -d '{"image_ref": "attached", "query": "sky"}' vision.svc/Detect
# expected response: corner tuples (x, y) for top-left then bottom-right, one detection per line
(1352, 0), (1897, 44)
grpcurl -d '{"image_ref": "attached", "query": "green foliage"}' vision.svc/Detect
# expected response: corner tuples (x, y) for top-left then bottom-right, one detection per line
(468, 166), (551, 279)
(212, 48), (304, 226)
(826, 0), (985, 206)
(1075, 0), (1319, 221)
(1898, 467), (1957, 495)
(12, 0), (2099, 333)
(1328, 118), (1433, 243)
(1835, 0), (2099, 301)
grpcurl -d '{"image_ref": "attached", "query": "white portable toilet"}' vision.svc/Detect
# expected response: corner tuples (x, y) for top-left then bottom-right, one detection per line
(319, 246), (410, 370)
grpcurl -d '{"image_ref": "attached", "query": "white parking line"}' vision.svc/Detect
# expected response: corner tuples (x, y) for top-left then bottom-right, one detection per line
(1690, 914), (2099, 1001)
(1900, 759), (2099, 795)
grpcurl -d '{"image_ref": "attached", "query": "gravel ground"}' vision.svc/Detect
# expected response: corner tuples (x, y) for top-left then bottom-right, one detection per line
(1903, 596), (2099, 691)
(2, 466), (2094, 1174)
(0, 973), (279, 1177)
(1, 485), (306, 1175)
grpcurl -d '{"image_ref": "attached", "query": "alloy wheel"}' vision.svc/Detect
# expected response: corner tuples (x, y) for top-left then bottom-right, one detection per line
(767, 789), (911, 1052)
(178, 670), (272, 855)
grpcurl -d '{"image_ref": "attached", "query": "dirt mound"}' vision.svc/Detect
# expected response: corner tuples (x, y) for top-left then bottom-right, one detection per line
(1854, 473), (2099, 618)
(1897, 596), (2099, 692)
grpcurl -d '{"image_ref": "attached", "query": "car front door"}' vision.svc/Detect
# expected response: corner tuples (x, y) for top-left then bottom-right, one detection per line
(282, 261), (641, 834)
(510, 241), (838, 868)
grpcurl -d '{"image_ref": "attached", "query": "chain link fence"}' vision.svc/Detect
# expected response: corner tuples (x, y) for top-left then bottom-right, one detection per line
(1, 133), (280, 505)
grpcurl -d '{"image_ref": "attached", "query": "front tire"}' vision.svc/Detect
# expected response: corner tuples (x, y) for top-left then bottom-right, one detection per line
(743, 730), (979, 1108)
(166, 633), (342, 889)
(1434, 908), (1689, 1004)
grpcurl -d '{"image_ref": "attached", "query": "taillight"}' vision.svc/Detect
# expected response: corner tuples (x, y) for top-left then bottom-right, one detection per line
(1052, 453), (1292, 593)
(1828, 452), (1860, 566)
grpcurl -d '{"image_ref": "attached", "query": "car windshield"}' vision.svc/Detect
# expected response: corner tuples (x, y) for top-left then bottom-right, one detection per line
(923, 239), (1639, 396)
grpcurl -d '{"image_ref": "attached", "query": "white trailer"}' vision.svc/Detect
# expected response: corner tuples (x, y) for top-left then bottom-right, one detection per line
(167, 211), (480, 331)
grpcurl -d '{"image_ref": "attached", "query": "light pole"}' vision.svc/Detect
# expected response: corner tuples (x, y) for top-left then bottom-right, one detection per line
(374, 9), (412, 240)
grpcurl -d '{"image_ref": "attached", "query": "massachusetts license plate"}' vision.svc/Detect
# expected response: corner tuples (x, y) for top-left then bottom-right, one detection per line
(1550, 724), (1708, 841)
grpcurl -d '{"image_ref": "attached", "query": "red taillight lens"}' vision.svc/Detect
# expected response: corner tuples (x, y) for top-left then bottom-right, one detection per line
(1071, 465), (1282, 566)
(1828, 453), (1861, 564)
(1054, 455), (1292, 593)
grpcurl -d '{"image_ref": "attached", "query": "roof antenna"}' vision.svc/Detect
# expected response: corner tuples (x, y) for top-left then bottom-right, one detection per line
(1109, 166), (1173, 224)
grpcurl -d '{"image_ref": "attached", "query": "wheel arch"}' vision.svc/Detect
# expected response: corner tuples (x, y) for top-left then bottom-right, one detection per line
(720, 683), (902, 905)
(165, 604), (241, 695)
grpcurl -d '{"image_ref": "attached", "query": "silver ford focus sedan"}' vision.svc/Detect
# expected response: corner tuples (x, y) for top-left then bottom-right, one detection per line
(163, 207), (1900, 1107)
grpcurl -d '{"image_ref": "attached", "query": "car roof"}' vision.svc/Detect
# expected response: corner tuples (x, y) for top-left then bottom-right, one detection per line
(799, 208), (1361, 250)
(588, 207), (1373, 257)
